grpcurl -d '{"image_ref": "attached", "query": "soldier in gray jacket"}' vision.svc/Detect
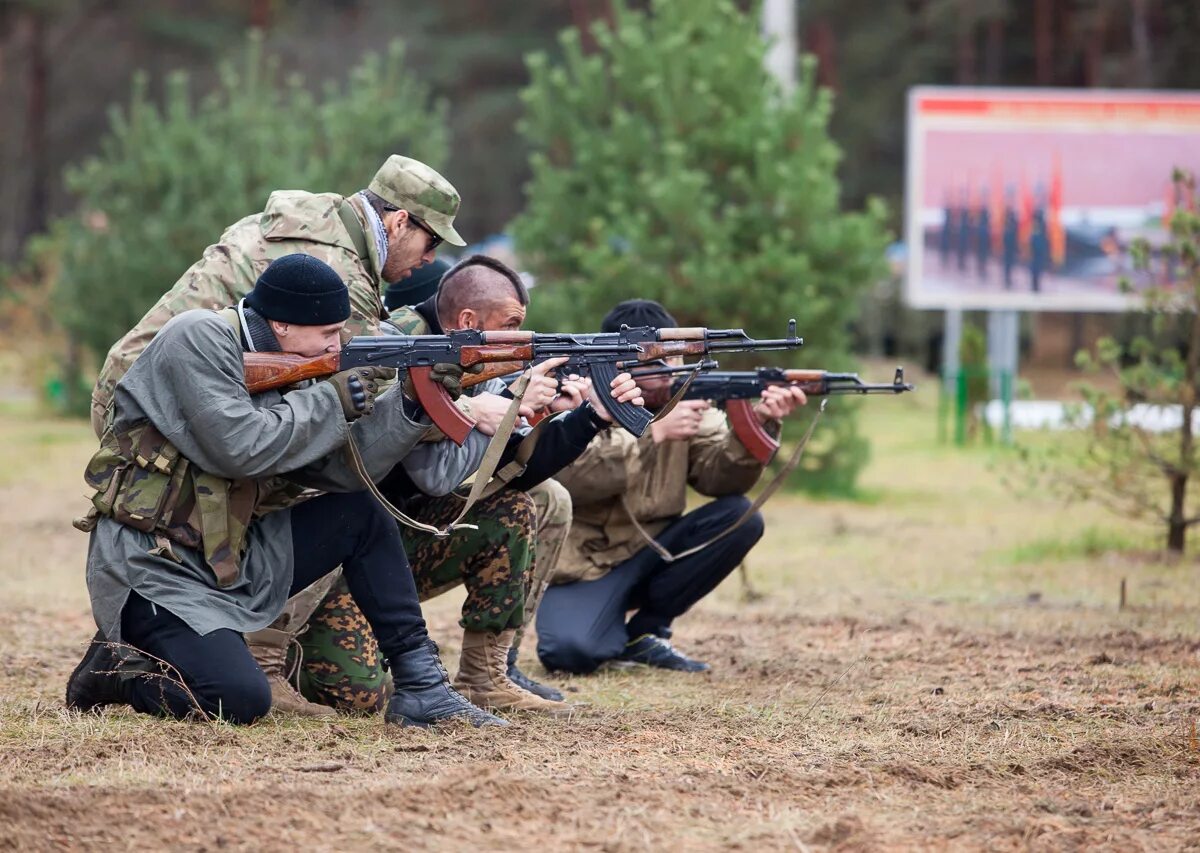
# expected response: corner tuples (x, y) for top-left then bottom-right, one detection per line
(66, 254), (504, 728)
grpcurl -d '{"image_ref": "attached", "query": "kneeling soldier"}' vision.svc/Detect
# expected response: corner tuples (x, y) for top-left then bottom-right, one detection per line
(536, 300), (808, 675)
(66, 255), (502, 727)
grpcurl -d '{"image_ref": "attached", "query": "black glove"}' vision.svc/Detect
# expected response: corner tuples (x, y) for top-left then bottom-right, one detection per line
(404, 362), (483, 402)
(329, 366), (396, 420)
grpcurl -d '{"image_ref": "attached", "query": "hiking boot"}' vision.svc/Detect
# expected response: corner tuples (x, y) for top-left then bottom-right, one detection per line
(246, 627), (336, 718)
(65, 633), (133, 712)
(385, 638), (507, 729)
(454, 629), (572, 717)
(506, 646), (565, 702)
(618, 634), (710, 673)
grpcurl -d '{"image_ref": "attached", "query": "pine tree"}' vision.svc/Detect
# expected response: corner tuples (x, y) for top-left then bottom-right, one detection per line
(1058, 169), (1200, 553)
(513, 0), (889, 493)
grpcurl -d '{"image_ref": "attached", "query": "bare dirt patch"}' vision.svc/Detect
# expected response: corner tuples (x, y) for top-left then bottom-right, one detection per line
(2, 389), (1199, 850)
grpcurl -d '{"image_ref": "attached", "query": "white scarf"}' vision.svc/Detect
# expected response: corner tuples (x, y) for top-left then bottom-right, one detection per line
(357, 191), (389, 273)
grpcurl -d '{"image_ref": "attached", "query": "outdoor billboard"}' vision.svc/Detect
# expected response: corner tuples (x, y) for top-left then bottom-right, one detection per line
(905, 87), (1200, 312)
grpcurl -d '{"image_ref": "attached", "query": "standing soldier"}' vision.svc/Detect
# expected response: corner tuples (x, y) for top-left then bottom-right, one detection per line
(90, 154), (464, 435)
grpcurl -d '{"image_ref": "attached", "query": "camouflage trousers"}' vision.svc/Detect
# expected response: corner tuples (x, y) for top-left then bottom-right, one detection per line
(288, 479), (571, 714)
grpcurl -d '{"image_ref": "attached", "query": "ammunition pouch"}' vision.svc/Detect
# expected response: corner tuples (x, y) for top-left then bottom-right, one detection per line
(82, 419), (258, 588)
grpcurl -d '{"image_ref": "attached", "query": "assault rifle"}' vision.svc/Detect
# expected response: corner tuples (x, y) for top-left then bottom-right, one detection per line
(672, 367), (915, 463)
(242, 324), (803, 442)
(472, 358), (722, 390)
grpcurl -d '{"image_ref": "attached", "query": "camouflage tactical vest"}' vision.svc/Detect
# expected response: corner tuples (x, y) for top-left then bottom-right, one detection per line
(79, 417), (259, 588)
(77, 309), (276, 587)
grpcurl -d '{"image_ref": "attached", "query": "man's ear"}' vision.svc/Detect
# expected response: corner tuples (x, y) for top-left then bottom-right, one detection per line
(384, 209), (409, 236)
(269, 319), (290, 338)
(456, 308), (479, 330)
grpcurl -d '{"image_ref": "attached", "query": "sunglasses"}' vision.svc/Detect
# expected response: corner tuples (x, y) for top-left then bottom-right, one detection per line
(408, 214), (444, 253)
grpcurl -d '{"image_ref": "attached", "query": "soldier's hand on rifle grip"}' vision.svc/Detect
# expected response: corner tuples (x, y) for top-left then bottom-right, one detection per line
(589, 372), (645, 424)
(330, 366), (396, 420)
(551, 373), (590, 413)
(753, 384), (808, 423)
(403, 362), (480, 402)
(650, 399), (709, 442)
(523, 357), (569, 417)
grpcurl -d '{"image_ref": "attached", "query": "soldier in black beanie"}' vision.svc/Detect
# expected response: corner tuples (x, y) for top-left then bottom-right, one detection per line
(244, 253), (352, 326)
(600, 299), (679, 333)
(66, 251), (506, 730)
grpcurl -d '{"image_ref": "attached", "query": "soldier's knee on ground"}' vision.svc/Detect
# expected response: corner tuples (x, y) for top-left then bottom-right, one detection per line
(295, 575), (390, 713)
(537, 631), (623, 676)
(208, 670), (272, 725)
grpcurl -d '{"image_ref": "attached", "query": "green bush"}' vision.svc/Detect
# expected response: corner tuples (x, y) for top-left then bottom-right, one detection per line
(512, 0), (889, 494)
(52, 32), (448, 373)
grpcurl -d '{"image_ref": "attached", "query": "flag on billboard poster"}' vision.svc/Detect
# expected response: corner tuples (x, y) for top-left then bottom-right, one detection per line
(905, 87), (1200, 312)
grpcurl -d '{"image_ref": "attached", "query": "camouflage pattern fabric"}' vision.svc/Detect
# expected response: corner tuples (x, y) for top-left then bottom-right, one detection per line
(90, 191), (385, 436)
(295, 489), (536, 713)
(293, 581), (393, 713)
(404, 488), (536, 630)
(368, 155), (466, 247)
(82, 416), (257, 587)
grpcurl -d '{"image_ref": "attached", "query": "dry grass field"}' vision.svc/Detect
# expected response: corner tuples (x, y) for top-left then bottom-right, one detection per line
(2, 372), (1199, 851)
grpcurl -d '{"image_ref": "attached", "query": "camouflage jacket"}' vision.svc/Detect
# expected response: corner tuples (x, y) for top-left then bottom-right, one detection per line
(90, 191), (387, 436)
(552, 409), (771, 583)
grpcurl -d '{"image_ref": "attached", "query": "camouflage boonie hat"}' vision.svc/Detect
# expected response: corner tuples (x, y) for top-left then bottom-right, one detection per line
(368, 155), (467, 247)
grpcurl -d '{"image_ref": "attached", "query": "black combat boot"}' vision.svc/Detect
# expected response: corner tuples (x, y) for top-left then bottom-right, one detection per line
(385, 639), (507, 728)
(506, 647), (565, 702)
(65, 633), (135, 711)
(618, 633), (710, 672)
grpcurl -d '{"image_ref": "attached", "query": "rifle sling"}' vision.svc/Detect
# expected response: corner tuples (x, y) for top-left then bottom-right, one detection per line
(345, 371), (534, 537)
(479, 414), (550, 498)
(337, 199), (372, 263)
(622, 399), (828, 563)
(647, 364), (703, 425)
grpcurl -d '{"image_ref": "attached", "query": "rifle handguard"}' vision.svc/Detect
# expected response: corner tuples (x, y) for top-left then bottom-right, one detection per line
(725, 399), (779, 465)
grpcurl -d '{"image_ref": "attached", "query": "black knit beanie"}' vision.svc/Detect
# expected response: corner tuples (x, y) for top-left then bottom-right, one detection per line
(244, 254), (351, 325)
(601, 299), (678, 333)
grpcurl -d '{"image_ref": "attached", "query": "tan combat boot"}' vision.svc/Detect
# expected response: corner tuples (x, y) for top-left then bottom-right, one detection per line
(452, 629), (572, 717)
(246, 627), (337, 718)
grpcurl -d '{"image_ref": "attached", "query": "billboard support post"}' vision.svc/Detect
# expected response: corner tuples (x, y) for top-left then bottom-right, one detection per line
(987, 309), (1019, 445)
(939, 308), (962, 445)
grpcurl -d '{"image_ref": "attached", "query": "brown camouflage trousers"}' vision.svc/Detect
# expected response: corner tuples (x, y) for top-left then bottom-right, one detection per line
(292, 486), (549, 713)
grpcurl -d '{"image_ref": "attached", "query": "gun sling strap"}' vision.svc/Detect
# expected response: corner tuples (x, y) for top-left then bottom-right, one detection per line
(345, 370), (535, 538)
(622, 398), (828, 563)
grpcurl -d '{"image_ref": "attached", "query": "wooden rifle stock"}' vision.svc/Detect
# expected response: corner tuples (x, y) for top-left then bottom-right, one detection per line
(244, 352), (341, 394)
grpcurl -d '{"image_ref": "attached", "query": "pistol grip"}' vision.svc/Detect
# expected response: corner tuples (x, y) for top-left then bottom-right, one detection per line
(590, 361), (653, 437)
(409, 366), (476, 446)
(726, 399), (779, 465)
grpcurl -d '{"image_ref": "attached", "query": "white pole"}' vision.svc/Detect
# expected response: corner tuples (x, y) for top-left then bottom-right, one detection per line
(762, 0), (797, 94)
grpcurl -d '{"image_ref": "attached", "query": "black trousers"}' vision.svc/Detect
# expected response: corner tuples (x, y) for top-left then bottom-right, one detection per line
(536, 495), (764, 674)
(120, 491), (425, 724)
